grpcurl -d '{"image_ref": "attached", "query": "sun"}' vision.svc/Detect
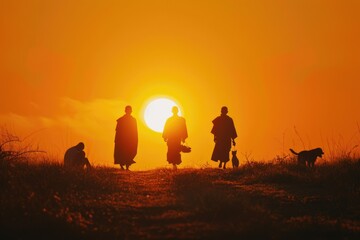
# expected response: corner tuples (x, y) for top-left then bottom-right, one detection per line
(144, 98), (181, 132)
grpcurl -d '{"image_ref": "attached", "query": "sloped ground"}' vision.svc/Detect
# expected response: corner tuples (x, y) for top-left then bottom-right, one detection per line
(1, 160), (359, 239)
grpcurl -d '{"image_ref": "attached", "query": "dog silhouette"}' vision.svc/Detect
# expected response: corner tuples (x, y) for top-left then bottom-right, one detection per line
(290, 148), (324, 167)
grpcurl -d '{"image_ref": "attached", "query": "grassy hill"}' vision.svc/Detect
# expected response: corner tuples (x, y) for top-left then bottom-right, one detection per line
(1, 158), (359, 239)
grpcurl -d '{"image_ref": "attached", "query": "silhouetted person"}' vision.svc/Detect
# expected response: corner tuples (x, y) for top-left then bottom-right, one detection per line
(64, 142), (91, 170)
(163, 106), (188, 169)
(114, 105), (138, 170)
(211, 106), (237, 169)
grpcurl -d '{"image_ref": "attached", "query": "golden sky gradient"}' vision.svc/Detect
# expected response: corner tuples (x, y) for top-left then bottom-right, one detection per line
(1, 0), (360, 169)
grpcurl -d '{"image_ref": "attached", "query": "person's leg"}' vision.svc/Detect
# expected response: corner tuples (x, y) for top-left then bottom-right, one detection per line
(78, 158), (90, 170)
(125, 158), (136, 171)
(223, 161), (226, 169)
(167, 141), (182, 167)
(218, 161), (222, 168)
(120, 164), (125, 170)
(173, 164), (177, 170)
(84, 158), (91, 169)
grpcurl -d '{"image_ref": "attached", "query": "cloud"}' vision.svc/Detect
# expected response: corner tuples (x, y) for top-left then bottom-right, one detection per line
(58, 97), (125, 137)
(0, 97), (127, 165)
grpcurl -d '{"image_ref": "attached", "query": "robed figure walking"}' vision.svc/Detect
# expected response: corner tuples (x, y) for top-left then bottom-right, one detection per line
(162, 106), (188, 169)
(211, 106), (237, 169)
(114, 105), (138, 170)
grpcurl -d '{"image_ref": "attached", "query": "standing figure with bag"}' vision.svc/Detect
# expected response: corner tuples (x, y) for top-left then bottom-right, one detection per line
(162, 106), (189, 170)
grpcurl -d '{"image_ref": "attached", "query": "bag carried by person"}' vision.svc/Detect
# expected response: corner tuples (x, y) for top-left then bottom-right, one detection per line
(180, 143), (191, 153)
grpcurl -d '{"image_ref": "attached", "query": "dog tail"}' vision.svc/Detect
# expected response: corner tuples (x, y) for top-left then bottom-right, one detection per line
(289, 149), (298, 155)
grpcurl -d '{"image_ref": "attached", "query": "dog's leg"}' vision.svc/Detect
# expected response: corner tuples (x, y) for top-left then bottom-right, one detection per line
(299, 158), (305, 166)
(219, 161), (222, 168)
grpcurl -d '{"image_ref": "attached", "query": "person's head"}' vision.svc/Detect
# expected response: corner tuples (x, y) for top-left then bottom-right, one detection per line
(172, 106), (179, 115)
(125, 105), (132, 115)
(221, 106), (228, 115)
(76, 142), (85, 150)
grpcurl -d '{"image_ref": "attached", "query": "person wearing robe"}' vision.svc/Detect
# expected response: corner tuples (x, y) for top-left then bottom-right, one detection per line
(211, 106), (237, 169)
(162, 106), (188, 169)
(114, 105), (138, 170)
(64, 142), (91, 170)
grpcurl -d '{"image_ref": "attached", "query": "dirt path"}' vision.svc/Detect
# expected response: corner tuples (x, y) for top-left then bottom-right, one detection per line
(112, 168), (360, 239)
(85, 169), (198, 239)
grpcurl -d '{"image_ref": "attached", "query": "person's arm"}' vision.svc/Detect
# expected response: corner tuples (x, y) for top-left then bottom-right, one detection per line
(182, 119), (188, 143)
(162, 122), (168, 142)
(231, 119), (237, 146)
(211, 117), (219, 142)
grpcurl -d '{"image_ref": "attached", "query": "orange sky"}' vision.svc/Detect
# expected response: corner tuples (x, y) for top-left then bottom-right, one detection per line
(1, 0), (360, 169)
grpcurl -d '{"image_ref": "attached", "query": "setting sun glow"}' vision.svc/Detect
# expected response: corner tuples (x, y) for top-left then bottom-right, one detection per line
(144, 98), (181, 133)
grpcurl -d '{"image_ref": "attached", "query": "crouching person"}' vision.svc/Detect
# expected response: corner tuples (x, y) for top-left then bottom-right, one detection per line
(64, 142), (91, 170)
